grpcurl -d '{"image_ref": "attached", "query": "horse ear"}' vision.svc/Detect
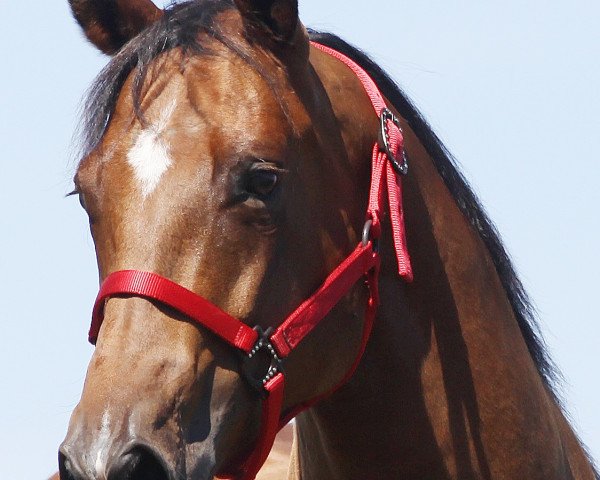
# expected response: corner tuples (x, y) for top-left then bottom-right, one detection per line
(68, 0), (163, 55)
(234, 0), (299, 42)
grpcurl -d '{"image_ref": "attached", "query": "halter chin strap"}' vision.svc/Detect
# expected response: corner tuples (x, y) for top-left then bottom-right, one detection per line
(88, 42), (412, 480)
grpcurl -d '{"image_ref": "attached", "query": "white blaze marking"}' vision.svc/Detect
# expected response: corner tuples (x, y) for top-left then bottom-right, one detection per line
(127, 99), (177, 197)
(92, 410), (111, 478)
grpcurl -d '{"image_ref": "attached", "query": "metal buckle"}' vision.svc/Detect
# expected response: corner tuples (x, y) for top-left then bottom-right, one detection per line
(241, 326), (284, 396)
(379, 108), (409, 175)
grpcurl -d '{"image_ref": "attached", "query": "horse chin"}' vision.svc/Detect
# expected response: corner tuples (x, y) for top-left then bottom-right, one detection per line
(175, 422), (259, 480)
(183, 444), (220, 480)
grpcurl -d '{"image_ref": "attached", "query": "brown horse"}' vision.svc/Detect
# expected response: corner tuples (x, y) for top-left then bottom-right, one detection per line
(59, 0), (598, 479)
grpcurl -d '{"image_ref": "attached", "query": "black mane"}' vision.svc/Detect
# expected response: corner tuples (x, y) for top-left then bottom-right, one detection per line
(81, 0), (559, 399)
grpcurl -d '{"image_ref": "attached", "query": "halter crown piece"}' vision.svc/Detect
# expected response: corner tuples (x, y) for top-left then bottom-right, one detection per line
(88, 42), (413, 480)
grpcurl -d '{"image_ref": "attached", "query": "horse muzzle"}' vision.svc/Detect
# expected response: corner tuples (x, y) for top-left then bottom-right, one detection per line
(59, 440), (175, 480)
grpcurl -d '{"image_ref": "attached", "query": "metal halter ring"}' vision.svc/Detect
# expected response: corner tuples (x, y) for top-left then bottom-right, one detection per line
(362, 219), (379, 252)
(362, 219), (373, 247)
(379, 108), (409, 175)
(241, 326), (284, 395)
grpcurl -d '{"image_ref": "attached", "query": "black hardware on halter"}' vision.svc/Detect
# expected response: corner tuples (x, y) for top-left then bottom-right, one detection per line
(240, 327), (284, 396)
(379, 108), (409, 175)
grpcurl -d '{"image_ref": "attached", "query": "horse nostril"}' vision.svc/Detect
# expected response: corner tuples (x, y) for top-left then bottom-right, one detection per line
(58, 450), (81, 480)
(108, 445), (170, 480)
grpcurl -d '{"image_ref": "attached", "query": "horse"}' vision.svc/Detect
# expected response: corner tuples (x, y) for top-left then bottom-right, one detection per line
(58, 0), (599, 479)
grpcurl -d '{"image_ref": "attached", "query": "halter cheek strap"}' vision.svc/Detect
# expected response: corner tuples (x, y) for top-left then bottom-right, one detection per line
(88, 42), (412, 480)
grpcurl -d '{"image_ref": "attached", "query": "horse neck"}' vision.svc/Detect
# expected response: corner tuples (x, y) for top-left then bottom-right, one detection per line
(289, 123), (589, 479)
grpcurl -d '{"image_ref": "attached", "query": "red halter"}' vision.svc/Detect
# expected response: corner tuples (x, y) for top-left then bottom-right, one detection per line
(88, 42), (413, 480)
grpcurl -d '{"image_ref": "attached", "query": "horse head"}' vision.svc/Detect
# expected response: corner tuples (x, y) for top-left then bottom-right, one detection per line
(60, 1), (379, 478)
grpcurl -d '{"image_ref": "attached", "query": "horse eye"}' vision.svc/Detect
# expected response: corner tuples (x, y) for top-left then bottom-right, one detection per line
(68, 188), (87, 210)
(78, 193), (87, 210)
(246, 170), (279, 198)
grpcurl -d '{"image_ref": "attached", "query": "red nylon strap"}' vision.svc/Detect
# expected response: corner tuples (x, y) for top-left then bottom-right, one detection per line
(90, 270), (258, 352)
(311, 41), (413, 280)
(370, 145), (413, 280)
(280, 260), (380, 426)
(270, 242), (378, 357)
(217, 374), (285, 480)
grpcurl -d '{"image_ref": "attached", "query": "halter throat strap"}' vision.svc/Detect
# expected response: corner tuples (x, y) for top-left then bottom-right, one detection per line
(88, 41), (412, 480)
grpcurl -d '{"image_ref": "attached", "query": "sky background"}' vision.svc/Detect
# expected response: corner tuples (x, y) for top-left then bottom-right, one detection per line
(1, 1), (598, 478)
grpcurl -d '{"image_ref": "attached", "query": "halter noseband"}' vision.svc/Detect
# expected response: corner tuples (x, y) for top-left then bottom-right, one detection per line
(88, 42), (412, 480)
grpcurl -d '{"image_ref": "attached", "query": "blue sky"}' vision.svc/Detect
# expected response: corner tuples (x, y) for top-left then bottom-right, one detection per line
(1, 1), (598, 478)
